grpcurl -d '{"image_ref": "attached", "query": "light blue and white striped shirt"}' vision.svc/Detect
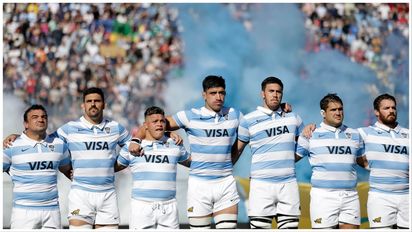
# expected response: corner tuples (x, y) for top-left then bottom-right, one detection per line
(3, 133), (70, 209)
(55, 116), (130, 192)
(238, 106), (304, 183)
(296, 122), (362, 189)
(173, 106), (242, 180)
(358, 122), (409, 194)
(118, 137), (189, 201)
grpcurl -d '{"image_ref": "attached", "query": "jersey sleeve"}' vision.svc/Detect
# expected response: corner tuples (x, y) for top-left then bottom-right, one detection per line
(178, 144), (190, 162)
(296, 135), (309, 157)
(59, 142), (71, 167)
(117, 143), (131, 167)
(357, 127), (367, 157)
(238, 116), (250, 143)
(295, 114), (305, 136)
(117, 123), (131, 147)
(55, 124), (69, 143)
(172, 110), (189, 129)
(3, 148), (11, 172)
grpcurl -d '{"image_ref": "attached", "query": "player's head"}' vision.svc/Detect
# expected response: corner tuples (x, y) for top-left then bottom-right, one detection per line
(202, 75), (226, 112)
(320, 93), (344, 127)
(144, 106), (166, 140)
(82, 87), (105, 123)
(373, 93), (397, 127)
(261, 76), (283, 111)
(23, 104), (48, 134)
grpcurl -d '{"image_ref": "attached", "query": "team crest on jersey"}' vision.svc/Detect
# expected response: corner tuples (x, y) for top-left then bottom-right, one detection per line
(187, 206), (194, 212)
(104, 127), (111, 134)
(372, 217), (381, 223)
(314, 218), (322, 224)
(48, 144), (55, 151)
(401, 133), (408, 138)
(345, 132), (352, 139)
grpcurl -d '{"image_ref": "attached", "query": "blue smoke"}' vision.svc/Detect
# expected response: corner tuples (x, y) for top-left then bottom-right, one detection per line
(166, 3), (409, 223)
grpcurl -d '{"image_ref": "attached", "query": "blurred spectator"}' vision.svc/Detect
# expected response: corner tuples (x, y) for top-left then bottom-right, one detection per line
(300, 3), (409, 106)
(3, 3), (184, 131)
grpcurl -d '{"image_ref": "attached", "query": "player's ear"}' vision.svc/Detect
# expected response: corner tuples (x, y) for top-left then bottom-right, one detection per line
(320, 109), (325, 118)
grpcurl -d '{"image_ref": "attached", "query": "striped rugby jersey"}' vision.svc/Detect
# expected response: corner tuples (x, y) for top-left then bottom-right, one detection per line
(173, 106), (242, 180)
(55, 116), (130, 192)
(238, 106), (304, 183)
(358, 122), (409, 194)
(296, 122), (362, 189)
(3, 133), (70, 209)
(118, 137), (189, 201)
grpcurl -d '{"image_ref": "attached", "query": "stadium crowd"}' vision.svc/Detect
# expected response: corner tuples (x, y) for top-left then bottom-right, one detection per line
(3, 3), (184, 131)
(300, 3), (409, 91)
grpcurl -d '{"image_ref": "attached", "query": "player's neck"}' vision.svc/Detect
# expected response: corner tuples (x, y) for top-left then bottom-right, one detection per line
(25, 130), (47, 142)
(84, 115), (103, 125)
(145, 133), (164, 141)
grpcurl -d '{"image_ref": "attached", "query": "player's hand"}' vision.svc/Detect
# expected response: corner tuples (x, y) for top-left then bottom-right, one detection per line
(167, 132), (183, 145)
(302, 123), (316, 138)
(281, 102), (292, 113)
(129, 142), (144, 156)
(3, 134), (18, 149)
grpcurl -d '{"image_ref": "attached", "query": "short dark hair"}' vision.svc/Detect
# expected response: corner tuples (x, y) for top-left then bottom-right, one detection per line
(320, 93), (343, 111)
(202, 75), (226, 91)
(144, 106), (165, 118)
(261, 76), (283, 91)
(24, 104), (47, 122)
(83, 87), (105, 103)
(373, 93), (396, 110)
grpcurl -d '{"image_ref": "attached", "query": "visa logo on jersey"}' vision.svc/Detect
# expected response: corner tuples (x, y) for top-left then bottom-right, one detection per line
(327, 146), (352, 154)
(204, 129), (229, 137)
(144, 154), (170, 163)
(29, 161), (54, 170)
(383, 145), (407, 154)
(265, 125), (289, 137)
(84, 142), (109, 150)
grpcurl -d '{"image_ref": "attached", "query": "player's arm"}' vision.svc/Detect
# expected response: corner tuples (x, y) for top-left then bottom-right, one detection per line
(165, 115), (180, 131)
(3, 134), (19, 149)
(231, 139), (248, 165)
(116, 145), (131, 172)
(59, 164), (72, 180)
(114, 161), (127, 172)
(179, 156), (192, 168)
(356, 156), (369, 170)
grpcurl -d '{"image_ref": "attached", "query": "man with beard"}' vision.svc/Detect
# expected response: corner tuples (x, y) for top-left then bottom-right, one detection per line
(357, 94), (409, 229)
(232, 76), (304, 229)
(54, 87), (131, 229)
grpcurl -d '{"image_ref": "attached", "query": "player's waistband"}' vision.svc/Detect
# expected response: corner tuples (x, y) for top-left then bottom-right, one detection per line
(132, 198), (177, 206)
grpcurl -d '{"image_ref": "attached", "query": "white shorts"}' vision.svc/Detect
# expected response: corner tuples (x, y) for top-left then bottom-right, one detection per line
(67, 188), (119, 225)
(310, 188), (360, 228)
(130, 198), (179, 229)
(367, 191), (410, 228)
(248, 179), (300, 217)
(11, 207), (61, 229)
(187, 175), (240, 217)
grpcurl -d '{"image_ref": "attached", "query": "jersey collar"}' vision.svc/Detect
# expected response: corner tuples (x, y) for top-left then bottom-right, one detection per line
(80, 116), (108, 130)
(200, 106), (228, 118)
(320, 122), (347, 132)
(142, 136), (171, 147)
(256, 106), (283, 117)
(374, 121), (400, 133)
(21, 132), (49, 147)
